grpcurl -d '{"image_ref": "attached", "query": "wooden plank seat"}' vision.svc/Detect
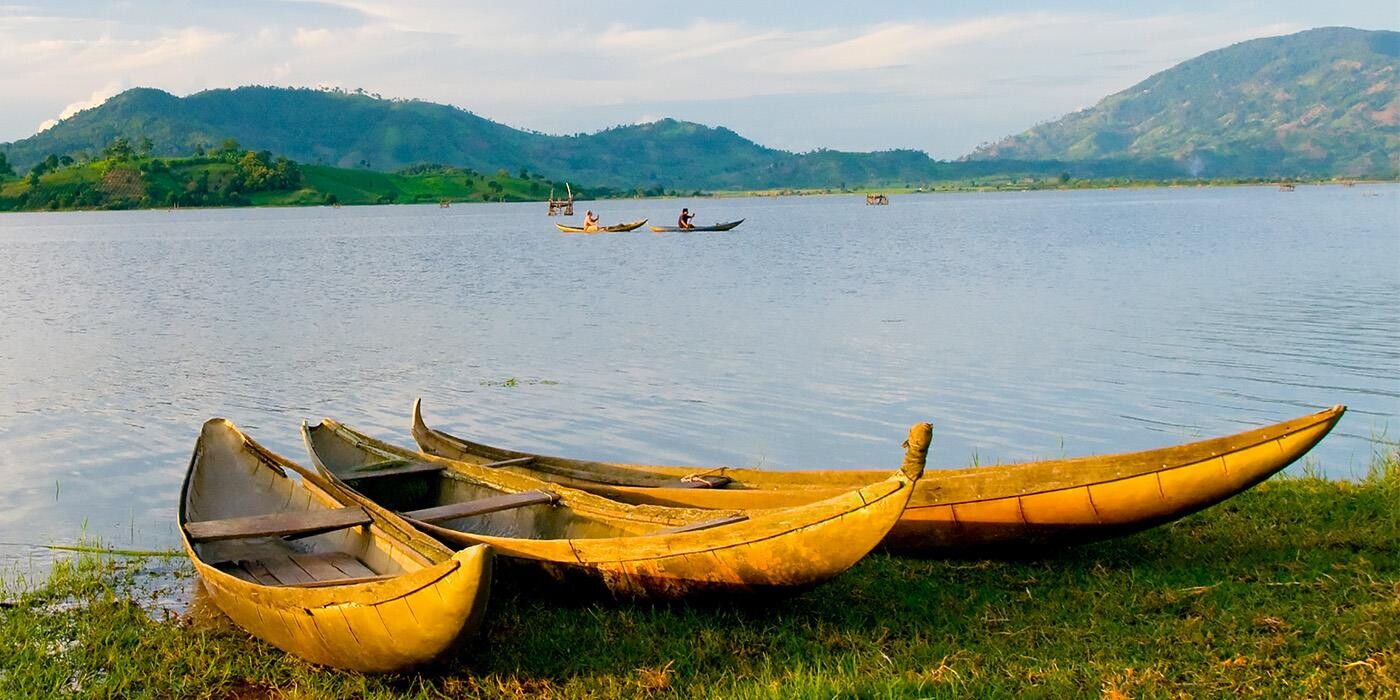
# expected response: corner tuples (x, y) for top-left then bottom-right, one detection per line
(402, 490), (559, 524)
(344, 459), (444, 481)
(223, 552), (395, 587)
(184, 506), (371, 542)
(652, 513), (749, 535)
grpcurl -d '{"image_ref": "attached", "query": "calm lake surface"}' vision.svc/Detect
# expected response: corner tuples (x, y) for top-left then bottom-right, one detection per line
(1, 185), (1396, 571)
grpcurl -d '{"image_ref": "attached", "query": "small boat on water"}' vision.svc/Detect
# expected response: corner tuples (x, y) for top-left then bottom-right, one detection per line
(556, 219), (648, 233)
(302, 417), (929, 599)
(649, 219), (744, 232)
(179, 419), (492, 673)
(411, 400), (1346, 554)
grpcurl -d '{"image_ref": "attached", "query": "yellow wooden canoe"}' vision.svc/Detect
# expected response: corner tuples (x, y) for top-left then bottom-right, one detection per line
(179, 419), (492, 672)
(556, 218), (648, 233)
(411, 400), (1346, 553)
(302, 418), (929, 599)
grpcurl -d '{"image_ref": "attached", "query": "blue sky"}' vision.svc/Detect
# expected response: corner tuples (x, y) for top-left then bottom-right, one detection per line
(2, 1), (1396, 157)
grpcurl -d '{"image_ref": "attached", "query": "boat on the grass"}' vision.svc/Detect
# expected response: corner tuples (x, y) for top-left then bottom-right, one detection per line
(302, 417), (929, 599)
(179, 419), (492, 673)
(556, 218), (648, 233)
(411, 400), (1346, 554)
(649, 219), (744, 232)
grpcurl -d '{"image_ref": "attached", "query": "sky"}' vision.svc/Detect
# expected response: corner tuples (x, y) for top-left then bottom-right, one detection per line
(2, 1), (1397, 158)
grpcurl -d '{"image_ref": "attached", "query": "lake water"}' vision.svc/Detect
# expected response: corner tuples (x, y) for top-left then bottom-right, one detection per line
(1, 185), (1396, 572)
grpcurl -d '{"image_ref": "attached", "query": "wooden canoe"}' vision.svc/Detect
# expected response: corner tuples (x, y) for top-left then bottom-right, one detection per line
(179, 419), (492, 673)
(556, 218), (648, 233)
(648, 219), (744, 232)
(411, 400), (1347, 554)
(302, 418), (929, 599)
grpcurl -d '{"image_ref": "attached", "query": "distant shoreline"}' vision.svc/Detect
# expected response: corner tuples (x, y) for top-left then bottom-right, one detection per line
(2, 176), (1392, 215)
(705, 178), (1397, 199)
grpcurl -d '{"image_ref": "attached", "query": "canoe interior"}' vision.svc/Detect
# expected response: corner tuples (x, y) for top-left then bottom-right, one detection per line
(184, 423), (433, 585)
(180, 419), (493, 673)
(305, 418), (930, 600)
(304, 422), (638, 540)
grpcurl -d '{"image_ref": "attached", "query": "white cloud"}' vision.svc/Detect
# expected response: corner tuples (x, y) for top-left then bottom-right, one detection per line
(292, 27), (335, 47)
(0, 2), (1387, 156)
(777, 15), (1062, 73)
(37, 80), (125, 132)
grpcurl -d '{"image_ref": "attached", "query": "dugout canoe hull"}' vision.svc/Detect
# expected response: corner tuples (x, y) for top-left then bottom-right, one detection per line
(556, 218), (648, 233)
(179, 419), (492, 673)
(303, 418), (929, 599)
(412, 401), (1346, 553)
(648, 219), (744, 232)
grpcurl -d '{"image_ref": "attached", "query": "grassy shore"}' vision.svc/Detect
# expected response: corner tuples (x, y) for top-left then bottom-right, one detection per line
(2, 453), (1395, 699)
(0, 156), (578, 212)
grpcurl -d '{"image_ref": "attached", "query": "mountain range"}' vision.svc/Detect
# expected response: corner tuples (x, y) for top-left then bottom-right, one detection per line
(3, 27), (1396, 189)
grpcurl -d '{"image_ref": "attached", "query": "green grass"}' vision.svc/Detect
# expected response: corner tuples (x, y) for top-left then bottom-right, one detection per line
(2, 456), (1396, 698)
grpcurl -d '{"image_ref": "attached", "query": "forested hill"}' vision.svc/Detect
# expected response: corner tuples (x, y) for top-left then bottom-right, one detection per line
(966, 27), (1399, 177)
(0, 87), (952, 190)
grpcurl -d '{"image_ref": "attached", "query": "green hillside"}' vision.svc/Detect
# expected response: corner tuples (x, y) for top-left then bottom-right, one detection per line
(0, 141), (583, 212)
(968, 27), (1399, 177)
(0, 87), (942, 190)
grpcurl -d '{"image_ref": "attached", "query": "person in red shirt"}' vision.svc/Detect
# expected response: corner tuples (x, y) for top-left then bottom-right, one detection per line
(678, 208), (695, 229)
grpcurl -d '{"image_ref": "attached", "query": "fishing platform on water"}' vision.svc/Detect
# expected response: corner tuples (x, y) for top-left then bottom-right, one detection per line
(547, 183), (574, 216)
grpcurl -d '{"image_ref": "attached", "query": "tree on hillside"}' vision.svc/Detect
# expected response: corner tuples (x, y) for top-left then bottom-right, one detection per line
(137, 136), (153, 157)
(103, 137), (134, 161)
(0, 151), (12, 177)
(25, 154), (63, 184)
(231, 150), (303, 192)
(214, 139), (242, 162)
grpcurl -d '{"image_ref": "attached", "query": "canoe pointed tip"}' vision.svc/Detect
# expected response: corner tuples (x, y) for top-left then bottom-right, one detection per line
(900, 423), (933, 481)
(909, 422), (933, 445)
(201, 417), (237, 437)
